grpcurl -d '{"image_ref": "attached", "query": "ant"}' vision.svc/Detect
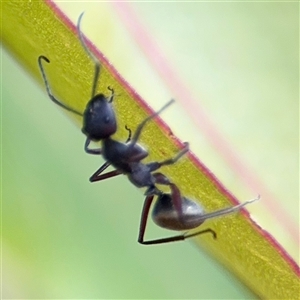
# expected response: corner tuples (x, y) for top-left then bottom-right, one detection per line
(38, 13), (259, 245)
(138, 191), (260, 245)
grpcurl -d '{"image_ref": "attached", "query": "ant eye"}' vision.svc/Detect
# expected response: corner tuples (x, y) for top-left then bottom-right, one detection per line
(104, 116), (110, 123)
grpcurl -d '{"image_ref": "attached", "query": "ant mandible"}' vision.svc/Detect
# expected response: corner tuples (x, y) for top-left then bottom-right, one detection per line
(38, 13), (190, 236)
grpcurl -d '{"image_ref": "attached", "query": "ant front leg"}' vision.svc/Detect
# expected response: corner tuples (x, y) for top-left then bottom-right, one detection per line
(85, 125), (131, 156)
(85, 139), (117, 182)
(138, 194), (216, 245)
(84, 138), (102, 155)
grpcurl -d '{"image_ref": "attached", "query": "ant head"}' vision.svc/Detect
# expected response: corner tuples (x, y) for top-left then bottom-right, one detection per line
(82, 93), (117, 140)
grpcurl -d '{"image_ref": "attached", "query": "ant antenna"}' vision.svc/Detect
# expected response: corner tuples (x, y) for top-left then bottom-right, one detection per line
(77, 12), (101, 99)
(38, 56), (83, 116)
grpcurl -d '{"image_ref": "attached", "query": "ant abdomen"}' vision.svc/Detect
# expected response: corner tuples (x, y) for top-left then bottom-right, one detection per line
(152, 193), (260, 234)
(152, 194), (205, 231)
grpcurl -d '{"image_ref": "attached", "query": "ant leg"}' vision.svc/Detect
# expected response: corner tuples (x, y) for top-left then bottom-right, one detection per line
(85, 126), (131, 155)
(38, 56), (82, 116)
(89, 162), (122, 182)
(146, 142), (189, 172)
(77, 12), (100, 99)
(151, 173), (184, 218)
(138, 194), (155, 244)
(90, 161), (110, 181)
(138, 194), (216, 245)
(184, 229), (217, 240)
(140, 228), (216, 245)
(128, 99), (175, 149)
(143, 143), (188, 197)
(84, 138), (102, 155)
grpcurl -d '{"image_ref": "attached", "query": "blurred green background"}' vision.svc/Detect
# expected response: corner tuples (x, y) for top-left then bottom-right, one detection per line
(2, 1), (298, 298)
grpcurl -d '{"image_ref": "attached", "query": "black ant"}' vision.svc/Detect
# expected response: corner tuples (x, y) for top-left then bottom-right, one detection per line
(38, 13), (259, 245)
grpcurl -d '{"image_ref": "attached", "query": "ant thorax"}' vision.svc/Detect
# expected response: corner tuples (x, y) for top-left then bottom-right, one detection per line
(102, 138), (148, 171)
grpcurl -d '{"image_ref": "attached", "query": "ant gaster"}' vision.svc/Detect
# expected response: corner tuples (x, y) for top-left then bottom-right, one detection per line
(138, 192), (260, 245)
